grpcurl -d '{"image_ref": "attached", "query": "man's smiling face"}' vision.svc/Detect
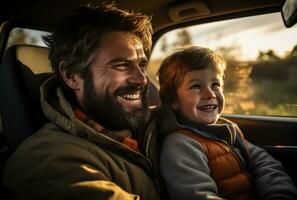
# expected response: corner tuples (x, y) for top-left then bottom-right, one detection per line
(76, 31), (150, 132)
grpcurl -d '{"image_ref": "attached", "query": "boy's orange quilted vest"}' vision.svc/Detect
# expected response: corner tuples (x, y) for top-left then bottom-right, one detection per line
(178, 129), (255, 200)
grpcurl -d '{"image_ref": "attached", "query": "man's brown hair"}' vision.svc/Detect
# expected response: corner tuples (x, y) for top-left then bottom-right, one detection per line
(43, 3), (152, 91)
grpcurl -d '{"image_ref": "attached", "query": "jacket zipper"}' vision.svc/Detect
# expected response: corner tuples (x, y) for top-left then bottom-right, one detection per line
(144, 129), (163, 193)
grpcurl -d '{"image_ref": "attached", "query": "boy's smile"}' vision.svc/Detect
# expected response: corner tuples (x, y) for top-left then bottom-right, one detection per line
(198, 104), (218, 112)
(174, 67), (225, 124)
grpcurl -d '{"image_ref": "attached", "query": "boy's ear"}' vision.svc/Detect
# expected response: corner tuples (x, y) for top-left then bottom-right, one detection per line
(59, 63), (83, 90)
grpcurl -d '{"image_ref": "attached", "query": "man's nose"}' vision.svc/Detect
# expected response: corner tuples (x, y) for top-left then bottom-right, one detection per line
(202, 88), (216, 99)
(128, 65), (148, 86)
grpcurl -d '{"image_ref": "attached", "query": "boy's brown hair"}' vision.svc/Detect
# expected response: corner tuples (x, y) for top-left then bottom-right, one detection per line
(157, 46), (226, 105)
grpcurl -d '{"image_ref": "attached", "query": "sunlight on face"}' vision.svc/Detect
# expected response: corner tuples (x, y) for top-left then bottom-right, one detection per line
(174, 67), (225, 124)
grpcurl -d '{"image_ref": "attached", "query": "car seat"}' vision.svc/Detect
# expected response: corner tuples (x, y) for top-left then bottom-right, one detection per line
(0, 44), (53, 157)
(0, 44), (52, 199)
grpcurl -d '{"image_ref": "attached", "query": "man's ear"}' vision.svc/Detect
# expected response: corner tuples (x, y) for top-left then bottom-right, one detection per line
(171, 102), (178, 110)
(59, 63), (83, 90)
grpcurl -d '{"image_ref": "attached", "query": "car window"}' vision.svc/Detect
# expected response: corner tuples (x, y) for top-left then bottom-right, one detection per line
(6, 27), (48, 48)
(148, 12), (297, 117)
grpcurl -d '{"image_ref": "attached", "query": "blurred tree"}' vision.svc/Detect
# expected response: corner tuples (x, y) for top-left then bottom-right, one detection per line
(160, 37), (169, 54)
(216, 44), (242, 61)
(173, 29), (192, 47)
(7, 29), (27, 46)
(257, 50), (280, 61)
(289, 45), (297, 57)
(7, 28), (39, 47)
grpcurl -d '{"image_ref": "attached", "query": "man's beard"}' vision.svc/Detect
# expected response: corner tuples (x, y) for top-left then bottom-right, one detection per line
(82, 76), (150, 136)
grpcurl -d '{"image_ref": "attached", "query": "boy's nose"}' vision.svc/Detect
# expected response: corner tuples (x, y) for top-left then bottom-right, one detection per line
(202, 88), (216, 99)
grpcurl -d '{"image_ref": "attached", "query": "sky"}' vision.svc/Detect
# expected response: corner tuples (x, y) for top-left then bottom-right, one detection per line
(151, 12), (297, 61)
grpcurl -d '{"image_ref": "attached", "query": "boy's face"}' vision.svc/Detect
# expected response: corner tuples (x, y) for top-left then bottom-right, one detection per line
(173, 67), (225, 124)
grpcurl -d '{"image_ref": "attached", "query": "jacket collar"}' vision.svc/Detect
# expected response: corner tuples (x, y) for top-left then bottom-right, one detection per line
(158, 104), (238, 145)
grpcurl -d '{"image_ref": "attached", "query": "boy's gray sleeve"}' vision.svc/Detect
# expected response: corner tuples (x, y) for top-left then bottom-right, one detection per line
(247, 141), (297, 200)
(160, 133), (225, 200)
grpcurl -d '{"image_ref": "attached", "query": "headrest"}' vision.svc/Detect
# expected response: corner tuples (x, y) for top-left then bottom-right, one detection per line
(0, 45), (53, 151)
(16, 45), (52, 74)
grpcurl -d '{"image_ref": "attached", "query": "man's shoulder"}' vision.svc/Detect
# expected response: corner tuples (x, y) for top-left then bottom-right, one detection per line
(22, 123), (88, 148)
(5, 123), (100, 164)
(2, 123), (106, 183)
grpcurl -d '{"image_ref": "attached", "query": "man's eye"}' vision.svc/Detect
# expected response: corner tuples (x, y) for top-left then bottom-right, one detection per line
(112, 64), (129, 71)
(212, 82), (221, 89)
(138, 62), (147, 72)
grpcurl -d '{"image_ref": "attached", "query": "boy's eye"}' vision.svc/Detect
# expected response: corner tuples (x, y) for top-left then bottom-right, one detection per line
(190, 84), (200, 90)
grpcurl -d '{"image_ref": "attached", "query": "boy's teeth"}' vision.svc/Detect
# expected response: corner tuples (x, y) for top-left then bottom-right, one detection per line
(200, 105), (216, 110)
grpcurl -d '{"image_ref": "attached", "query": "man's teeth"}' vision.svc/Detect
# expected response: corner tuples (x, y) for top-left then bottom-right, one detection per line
(121, 93), (140, 100)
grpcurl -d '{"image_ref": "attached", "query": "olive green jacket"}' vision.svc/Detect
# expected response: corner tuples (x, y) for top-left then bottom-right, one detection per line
(2, 77), (162, 200)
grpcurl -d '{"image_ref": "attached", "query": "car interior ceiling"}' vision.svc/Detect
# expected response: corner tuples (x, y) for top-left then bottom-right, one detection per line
(0, 0), (284, 32)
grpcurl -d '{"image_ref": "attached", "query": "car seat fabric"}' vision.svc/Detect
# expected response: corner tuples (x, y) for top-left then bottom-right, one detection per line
(0, 45), (52, 153)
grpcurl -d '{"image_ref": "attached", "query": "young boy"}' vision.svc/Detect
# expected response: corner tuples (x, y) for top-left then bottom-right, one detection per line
(157, 46), (297, 200)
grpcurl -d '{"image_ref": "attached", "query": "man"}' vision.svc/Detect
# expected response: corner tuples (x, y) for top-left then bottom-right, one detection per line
(2, 4), (163, 200)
